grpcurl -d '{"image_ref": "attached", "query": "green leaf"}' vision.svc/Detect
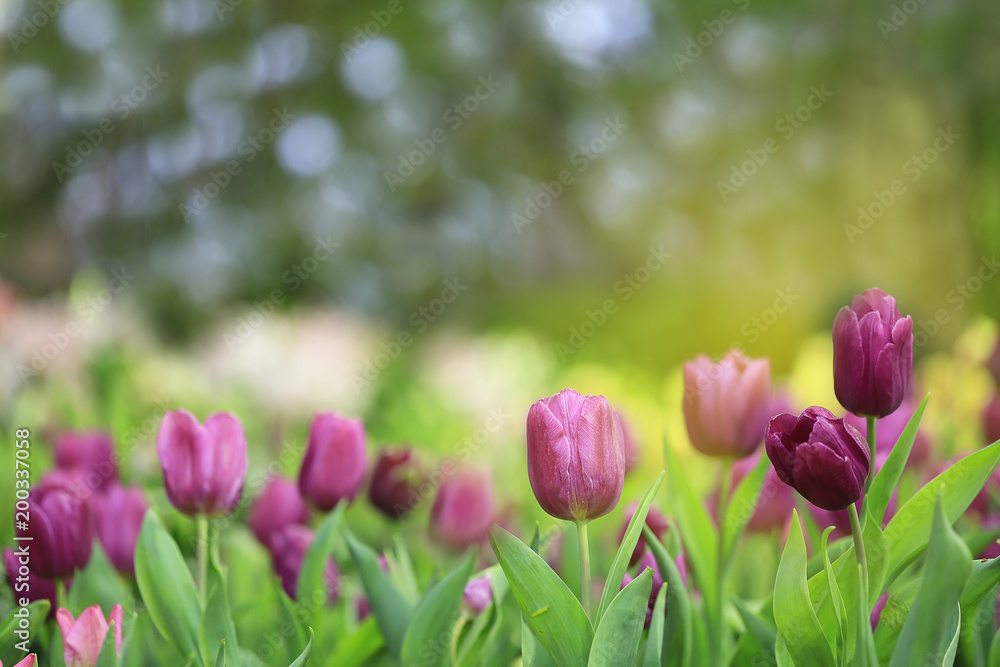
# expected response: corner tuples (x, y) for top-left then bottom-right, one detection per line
(773, 511), (836, 667)
(820, 528), (847, 664)
(595, 471), (664, 626)
(854, 565), (878, 667)
(722, 451), (769, 556)
(95, 618), (120, 667)
(345, 530), (413, 658)
(489, 527), (593, 667)
(288, 627), (314, 667)
(134, 511), (203, 664)
(867, 394), (929, 526)
(215, 640), (226, 667)
(0, 599), (49, 666)
(275, 581), (309, 665)
(642, 583), (668, 667)
(888, 495), (973, 667)
(326, 618), (385, 667)
(733, 598), (776, 666)
(884, 440), (1000, 582)
(297, 503), (345, 612)
(67, 543), (130, 614)
(401, 553), (476, 667)
(199, 548), (239, 667)
(589, 568), (653, 667)
(522, 616), (558, 667)
(962, 556), (1000, 611)
(644, 526), (692, 667)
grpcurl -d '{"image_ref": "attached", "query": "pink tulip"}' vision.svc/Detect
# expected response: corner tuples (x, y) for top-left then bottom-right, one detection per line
(54, 430), (117, 491)
(91, 484), (148, 576)
(56, 604), (123, 667)
(430, 467), (495, 550)
(248, 477), (310, 547)
(1, 655), (37, 666)
(298, 413), (367, 512)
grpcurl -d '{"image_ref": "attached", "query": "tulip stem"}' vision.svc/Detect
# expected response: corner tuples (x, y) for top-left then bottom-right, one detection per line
(197, 515), (209, 603)
(56, 579), (67, 610)
(848, 503), (869, 605)
(577, 521), (592, 617)
(714, 459), (734, 665)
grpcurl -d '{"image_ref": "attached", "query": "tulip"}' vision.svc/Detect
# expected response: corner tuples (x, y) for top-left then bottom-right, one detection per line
(56, 604), (123, 667)
(430, 467), (495, 550)
(621, 551), (687, 628)
(682, 350), (772, 459)
(871, 592), (889, 631)
(156, 410), (248, 517)
(833, 288), (913, 418)
(620, 415), (641, 473)
(91, 484), (148, 576)
(356, 596), (372, 621)
(618, 502), (670, 566)
(54, 430), (117, 491)
(765, 407), (871, 511)
(298, 412), (367, 512)
(984, 395), (1000, 445)
(248, 477), (310, 547)
(4, 548), (60, 610)
(462, 575), (492, 615)
(17, 486), (91, 579)
(526, 388), (626, 522)
(268, 525), (340, 603)
(1, 655), (37, 666)
(845, 398), (931, 469)
(368, 448), (424, 519)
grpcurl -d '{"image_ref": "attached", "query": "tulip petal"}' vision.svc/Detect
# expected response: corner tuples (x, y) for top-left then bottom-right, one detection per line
(64, 605), (110, 667)
(791, 441), (863, 511)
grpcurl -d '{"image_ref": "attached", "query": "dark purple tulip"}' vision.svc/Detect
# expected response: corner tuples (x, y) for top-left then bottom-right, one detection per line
(16, 486), (91, 579)
(248, 477), (310, 547)
(462, 575), (492, 615)
(298, 413), (367, 512)
(618, 502), (670, 566)
(833, 288), (913, 418)
(368, 448), (424, 519)
(4, 547), (61, 610)
(156, 410), (248, 517)
(430, 467), (495, 550)
(53, 430), (117, 491)
(983, 395), (1000, 445)
(845, 398), (931, 468)
(91, 484), (148, 576)
(765, 407), (871, 512)
(526, 388), (625, 522)
(268, 524), (340, 603)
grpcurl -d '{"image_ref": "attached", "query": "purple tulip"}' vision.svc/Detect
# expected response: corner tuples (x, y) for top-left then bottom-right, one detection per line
(248, 477), (311, 547)
(765, 407), (871, 511)
(833, 288), (913, 418)
(368, 448), (424, 519)
(298, 413), (367, 512)
(16, 486), (92, 579)
(462, 575), (492, 615)
(268, 524), (340, 603)
(621, 551), (687, 629)
(91, 484), (148, 576)
(526, 388), (626, 522)
(156, 410), (248, 517)
(618, 502), (670, 566)
(4, 547), (61, 610)
(53, 431), (118, 492)
(682, 350), (772, 459)
(871, 592), (889, 631)
(430, 467), (495, 550)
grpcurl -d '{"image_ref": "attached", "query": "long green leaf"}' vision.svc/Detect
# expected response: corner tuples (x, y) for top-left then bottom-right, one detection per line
(298, 503), (345, 612)
(489, 527), (593, 667)
(642, 583), (668, 667)
(96, 618), (121, 667)
(868, 394), (929, 525)
(854, 565), (878, 667)
(589, 569), (652, 667)
(722, 451), (769, 556)
(326, 618), (385, 667)
(345, 531), (413, 658)
(400, 553), (476, 667)
(289, 628), (314, 667)
(200, 548), (239, 667)
(215, 641), (226, 667)
(644, 526), (692, 667)
(595, 471), (664, 625)
(522, 616), (558, 667)
(773, 511), (836, 667)
(821, 528), (847, 664)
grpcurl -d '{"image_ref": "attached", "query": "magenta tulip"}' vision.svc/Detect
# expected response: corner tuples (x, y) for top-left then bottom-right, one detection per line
(683, 350), (772, 459)
(871, 592), (889, 631)
(4, 548), (60, 610)
(765, 407), (871, 511)
(833, 288), (913, 418)
(268, 524), (340, 603)
(526, 388), (626, 522)
(54, 430), (117, 491)
(462, 575), (492, 615)
(621, 551), (687, 628)
(91, 484), (148, 577)
(1, 655), (37, 666)
(298, 412), (367, 512)
(156, 410), (248, 517)
(368, 448), (424, 519)
(248, 477), (310, 547)
(56, 604), (123, 667)
(16, 486), (91, 578)
(430, 467), (495, 550)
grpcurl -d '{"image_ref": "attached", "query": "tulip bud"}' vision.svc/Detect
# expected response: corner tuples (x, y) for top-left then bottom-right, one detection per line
(526, 388), (626, 522)
(91, 484), (148, 577)
(682, 350), (772, 459)
(156, 410), (248, 517)
(56, 604), (123, 667)
(845, 398), (930, 468)
(17, 486), (91, 579)
(268, 525), (340, 603)
(765, 407), (871, 511)
(430, 467), (495, 550)
(298, 413), (367, 512)
(462, 575), (492, 615)
(3, 654), (37, 666)
(368, 448), (425, 519)
(54, 430), (117, 491)
(618, 502), (670, 566)
(4, 548), (60, 611)
(984, 395), (1000, 445)
(248, 477), (310, 547)
(833, 288), (913, 418)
